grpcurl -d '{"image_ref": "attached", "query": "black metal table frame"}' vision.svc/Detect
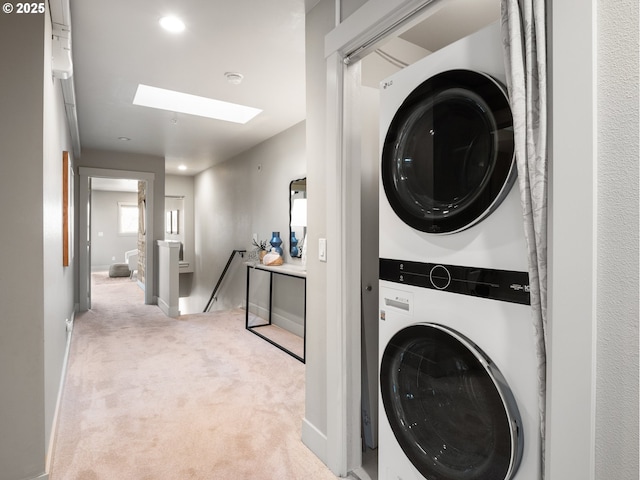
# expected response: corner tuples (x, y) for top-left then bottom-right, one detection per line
(245, 264), (306, 363)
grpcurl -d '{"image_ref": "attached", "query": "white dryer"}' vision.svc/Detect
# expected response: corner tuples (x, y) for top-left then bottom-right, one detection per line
(378, 21), (541, 480)
(379, 21), (527, 271)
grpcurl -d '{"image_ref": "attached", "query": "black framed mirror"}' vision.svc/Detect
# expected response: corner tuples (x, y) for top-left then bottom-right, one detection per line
(289, 178), (307, 258)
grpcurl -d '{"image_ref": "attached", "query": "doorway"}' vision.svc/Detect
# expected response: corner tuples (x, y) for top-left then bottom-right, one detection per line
(78, 167), (156, 309)
(324, 0), (502, 477)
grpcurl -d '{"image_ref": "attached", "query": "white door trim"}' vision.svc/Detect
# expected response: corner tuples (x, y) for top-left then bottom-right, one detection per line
(547, 1), (598, 478)
(324, 50), (364, 475)
(78, 167), (156, 308)
(324, 0), (437, 475)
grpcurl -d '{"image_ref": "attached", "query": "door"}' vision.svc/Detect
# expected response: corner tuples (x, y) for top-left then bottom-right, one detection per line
(381, 69), (516, 234)
(360, 85), (380, 450)
(380, 323), (523, 480)
(79, 175), (92, 310)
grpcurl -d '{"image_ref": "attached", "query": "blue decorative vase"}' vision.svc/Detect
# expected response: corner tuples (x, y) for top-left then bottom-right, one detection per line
(270, 231), (283, 256)
(291, 232), (299, 257)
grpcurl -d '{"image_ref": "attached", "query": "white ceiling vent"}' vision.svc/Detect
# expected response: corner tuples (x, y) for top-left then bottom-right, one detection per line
(52, 23), (73, 79)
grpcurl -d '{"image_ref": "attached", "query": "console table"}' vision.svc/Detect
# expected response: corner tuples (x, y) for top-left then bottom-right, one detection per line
(245, 263), (306, 363)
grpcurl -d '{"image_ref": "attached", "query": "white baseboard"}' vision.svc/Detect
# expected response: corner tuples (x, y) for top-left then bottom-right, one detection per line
(158, 297), (179, 318)
(302, 417), (328, 466)
(272, 312), (304, 337)
(45, 308), (75, 475)
(29, 473), (49, 480)
(248, 303), (304, 337)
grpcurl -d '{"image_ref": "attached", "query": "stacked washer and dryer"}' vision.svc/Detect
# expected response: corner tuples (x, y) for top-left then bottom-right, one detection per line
(378, 22), (541, 480)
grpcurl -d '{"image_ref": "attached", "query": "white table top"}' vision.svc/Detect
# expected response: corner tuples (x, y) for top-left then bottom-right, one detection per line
(245, 262), (307, 278)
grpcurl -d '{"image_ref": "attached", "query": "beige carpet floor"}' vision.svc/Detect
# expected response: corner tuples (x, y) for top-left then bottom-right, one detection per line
(50, 273), (338, 480)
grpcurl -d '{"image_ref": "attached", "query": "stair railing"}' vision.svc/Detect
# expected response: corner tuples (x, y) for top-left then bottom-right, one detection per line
(203, 249), (246, 312)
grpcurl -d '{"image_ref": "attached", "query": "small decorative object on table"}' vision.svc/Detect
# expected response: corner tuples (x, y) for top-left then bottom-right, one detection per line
(270, 231), (283, 256)
(290, 232), (299, 257)
(263, 248), (283, 266)
(252, 238), (269, 262)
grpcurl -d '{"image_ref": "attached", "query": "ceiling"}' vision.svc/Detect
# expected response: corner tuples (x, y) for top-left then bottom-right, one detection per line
(69, 0), (498, 180)
(69, 0), (307, 176)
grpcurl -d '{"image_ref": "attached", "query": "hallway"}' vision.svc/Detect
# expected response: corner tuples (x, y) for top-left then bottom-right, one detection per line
(49, 275), (338, 479)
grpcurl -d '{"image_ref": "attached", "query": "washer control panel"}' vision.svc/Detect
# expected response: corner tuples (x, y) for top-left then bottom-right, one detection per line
(379, 258), (530, 305)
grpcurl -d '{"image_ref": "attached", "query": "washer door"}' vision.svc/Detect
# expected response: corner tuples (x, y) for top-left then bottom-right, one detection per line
(380, 323), (523, 480)
(381, 70), (515, 234)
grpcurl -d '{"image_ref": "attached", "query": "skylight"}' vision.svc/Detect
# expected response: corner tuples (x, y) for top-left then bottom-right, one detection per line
(132, 84), (262, 124)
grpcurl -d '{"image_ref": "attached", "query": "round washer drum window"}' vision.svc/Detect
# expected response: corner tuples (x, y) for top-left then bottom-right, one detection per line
(380, 323), (523, 480)
(381, 69), (516, 234)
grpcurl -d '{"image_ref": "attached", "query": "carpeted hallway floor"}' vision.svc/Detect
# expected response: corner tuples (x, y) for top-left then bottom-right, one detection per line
(49, 273), (339, 480)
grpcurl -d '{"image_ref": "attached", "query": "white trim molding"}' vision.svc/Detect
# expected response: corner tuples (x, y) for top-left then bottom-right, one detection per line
(325, 50), (349, 475)
(323, 0), (440, 475)
(325, 0), (438, 61)
(302, 418), (328, 465)
(45, 309), (75, 476)
(547, 0), (598, 478)
(78, 167), (156, 308)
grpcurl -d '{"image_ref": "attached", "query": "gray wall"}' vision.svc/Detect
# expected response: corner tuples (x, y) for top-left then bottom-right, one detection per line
(595, 0), (639, 477)
(43, 13), (76, 466)
(185, 121), (306, 315)
(341, 0), (368, 19)
(90, 191), (139, 270)
(0, 5), (75, 479)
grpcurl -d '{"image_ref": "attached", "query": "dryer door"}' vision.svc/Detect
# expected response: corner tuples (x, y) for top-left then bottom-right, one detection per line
(381, 70), (515, 234)
(380, 323), (523, 480)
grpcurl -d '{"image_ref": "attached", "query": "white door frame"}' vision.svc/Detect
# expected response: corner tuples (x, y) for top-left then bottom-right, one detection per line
(323, 0), (598, 478)
(324, 0), (439, 475)
(78, 167), (156, 309)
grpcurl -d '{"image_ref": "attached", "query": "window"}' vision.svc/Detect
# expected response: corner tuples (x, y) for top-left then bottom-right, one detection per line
(118, 202), (139, 236)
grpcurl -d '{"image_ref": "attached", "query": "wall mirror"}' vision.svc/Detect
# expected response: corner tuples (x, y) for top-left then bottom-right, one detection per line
(289, 177), (307, 258)
(165, 195), (185, 260)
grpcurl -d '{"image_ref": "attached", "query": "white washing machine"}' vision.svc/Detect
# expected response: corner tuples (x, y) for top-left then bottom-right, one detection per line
(378, 280), (540, 480)
(378, 22), (541, 480)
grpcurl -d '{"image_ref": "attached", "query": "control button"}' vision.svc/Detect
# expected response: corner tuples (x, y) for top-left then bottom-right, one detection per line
(429, 265), (451, 290)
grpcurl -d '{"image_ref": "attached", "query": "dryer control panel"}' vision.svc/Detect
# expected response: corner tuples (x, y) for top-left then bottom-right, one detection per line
(379, 258), (530, 305)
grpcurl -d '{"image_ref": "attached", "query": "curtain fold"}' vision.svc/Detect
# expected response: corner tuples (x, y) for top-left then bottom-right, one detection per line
(500, 0), (548, 477)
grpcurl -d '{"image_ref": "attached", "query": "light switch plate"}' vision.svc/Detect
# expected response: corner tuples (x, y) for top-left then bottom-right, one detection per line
(319, 238), (327, 262)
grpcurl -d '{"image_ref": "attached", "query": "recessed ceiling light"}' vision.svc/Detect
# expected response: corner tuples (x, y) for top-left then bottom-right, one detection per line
(118, 136), (131, 141)
(178, 165), (187, 171)
(133, 84), (262, 124)
(159, 16), (185, 33)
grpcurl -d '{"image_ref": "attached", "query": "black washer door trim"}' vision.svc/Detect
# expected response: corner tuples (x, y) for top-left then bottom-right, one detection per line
(382, 69), (515, 234)
(380, 323), (523, 479)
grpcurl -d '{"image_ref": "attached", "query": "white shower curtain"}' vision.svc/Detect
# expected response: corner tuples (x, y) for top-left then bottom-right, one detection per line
(500, 0), (548, 477)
